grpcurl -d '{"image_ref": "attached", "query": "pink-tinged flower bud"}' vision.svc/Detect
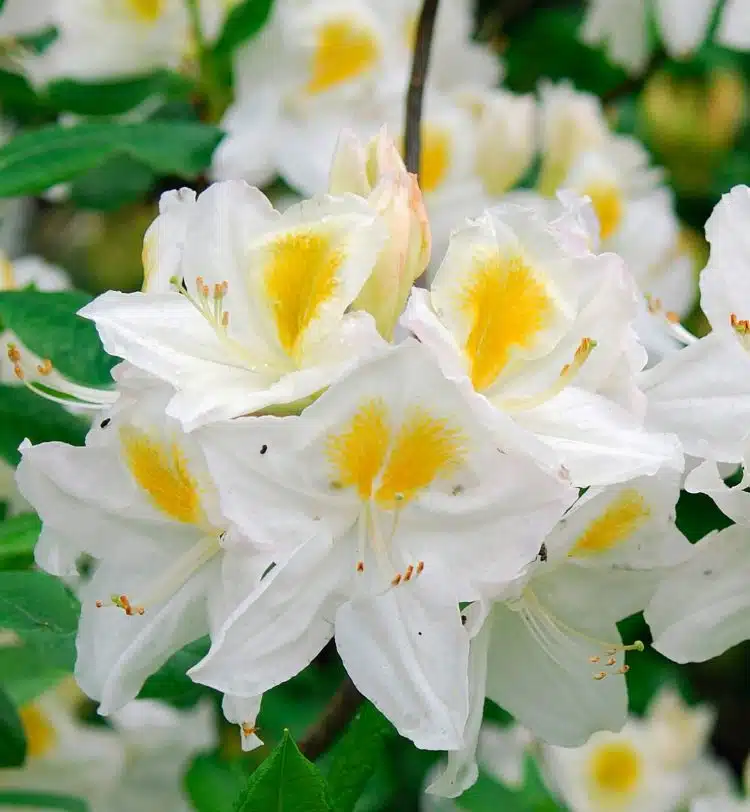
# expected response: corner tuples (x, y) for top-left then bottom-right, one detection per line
(329, 126), (431, 339)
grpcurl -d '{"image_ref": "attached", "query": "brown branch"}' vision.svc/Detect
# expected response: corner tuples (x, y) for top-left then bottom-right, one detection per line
(404, 0), (441, 176)
(601, 50), (666, 105)
(298, 676), (364, 761)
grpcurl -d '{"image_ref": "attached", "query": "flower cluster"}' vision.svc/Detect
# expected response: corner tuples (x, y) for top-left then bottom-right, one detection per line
(13, 125), (750, 800)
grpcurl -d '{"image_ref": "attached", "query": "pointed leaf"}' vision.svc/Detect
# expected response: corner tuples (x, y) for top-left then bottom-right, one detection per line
(0, 686), (26, 768)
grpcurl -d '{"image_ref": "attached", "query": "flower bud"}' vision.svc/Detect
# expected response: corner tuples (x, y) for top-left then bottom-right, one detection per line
(329, 127), (431, 340)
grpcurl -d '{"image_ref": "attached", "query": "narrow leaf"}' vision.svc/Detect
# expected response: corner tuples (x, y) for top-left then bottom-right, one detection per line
(214, 0), (274, 55)
(233, 730), (332, 812)
(0, 791), (88, 811)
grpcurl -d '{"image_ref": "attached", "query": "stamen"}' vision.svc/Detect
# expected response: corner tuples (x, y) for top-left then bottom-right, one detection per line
(731, 313), (750, 349)
(416, 560), (424, 574)
(241, 722), (258, 738)
(646, 295), (697, 346)
(500, 338), (598, 413)
(356, 560), (365, 572)
(404, 564), (414, 581)
(593, 671), (608, 681)
(391, 573), (402, 586)
(589, 655), (601, 663)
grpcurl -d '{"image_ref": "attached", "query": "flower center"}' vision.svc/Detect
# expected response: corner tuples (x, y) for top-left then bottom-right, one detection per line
(126, 0), (165, 23)
(459, 252), (555, 391)
(419, 124), (452, 194)
(306, 18), (380, 95)
(19, 704), (57, 759)
(588, 741), (642, 797)
(568, 489), (651, 558)
(584, 182), (624, 242)
(731, 313), (750, 350)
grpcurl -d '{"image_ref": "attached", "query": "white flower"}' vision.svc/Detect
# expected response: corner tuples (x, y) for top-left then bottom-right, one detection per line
(102, 699), (216, 812)
(0, 680), (124, 808)
(717, 0), (750, 51)
(328, 127), (431, 339)
(402, 199), (683, 486)
(15, 378), (269, 749)
(0, 0), (53, 39)
(28, 0), (191, 84)
(646, 524), (750, 665)
(640, 186), (750, 478)
(428, 468), (690, 797)
(81, 181), (387, 429)
(189, 340), (575, 751)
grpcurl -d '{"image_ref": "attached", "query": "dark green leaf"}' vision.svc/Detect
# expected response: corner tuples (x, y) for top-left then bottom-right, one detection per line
(46, 72), (193, 116)
(69, 153), (155, 211)
(214, 0), (274, 56)
(0, 289), (116, 386)
(0, 121), (223, 197)
(325, 702), (396, 812)
(0, 685), (26, 768)
(0, 644), (69, 706)
(0, 512), (41, 568)
(233, 730), (332, 812)
(186, 753), (246, 812)
(0, 385), (88, 466)
(0, 570), (80, 670)
(0, 791), (88, 811)
(139, 637), (210, 707)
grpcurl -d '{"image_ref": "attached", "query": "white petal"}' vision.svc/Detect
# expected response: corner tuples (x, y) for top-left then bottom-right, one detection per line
(580, 0), (650, 73)
(646, 526), (750, 663)
(335, 571), (469, 751)
(485, 600), (628, 745)
(516, 386), (683, 487)
(222, 694), (264, 752)
(426, 602), (491, 798)
(718, 0), (750, 49)
(188, 532), (346, 698)
(656, 0), (716, 56)
(142, 188), (197, 293)
(685, 459), (750, 524)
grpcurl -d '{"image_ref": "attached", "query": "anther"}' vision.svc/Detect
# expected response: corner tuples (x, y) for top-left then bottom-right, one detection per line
(7, 343), (20, 364)
(593, 671), (608, 681)
(665, 311), (680, 324)
(356, 560), (364, 573)
(618, 665), (630, 674)
(416, 560), (424, 574)
(241, 722), (257, 737)
(589, 655), (600, 664)
(606, 656), (617, 666)
(36, 359), (53, 376)
(404, 564), (414, 581)
(221, 312), (229, 328)
(391, 573), (402, 586)
(95, 600), (103, 608)
(13, 365), (23, 380)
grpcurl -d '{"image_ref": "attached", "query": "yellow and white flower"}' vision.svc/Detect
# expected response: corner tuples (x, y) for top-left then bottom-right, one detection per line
(81, 181), (387, 429)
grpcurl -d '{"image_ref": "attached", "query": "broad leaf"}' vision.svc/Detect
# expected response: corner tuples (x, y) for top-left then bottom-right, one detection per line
(139, 637), (210, 707)
(325, 702), (396, 812)
(186, 753), (247, 812)
(0, 686), (26, 768)
(0, 289), (116, 386)
(0, 570), (80, 670)
(0, 385), (87, 466)
(0, 121), (223, 197)
(0, 512), (41, 568)
(233, 730), (332, 812)
(0, 644), (69, 707)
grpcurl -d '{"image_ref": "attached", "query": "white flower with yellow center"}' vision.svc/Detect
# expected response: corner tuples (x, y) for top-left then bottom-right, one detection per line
(81, 181), (386, 429)
(15, 379), (269, 749)
(27, 0), (190, 84)
(640, 186), (750, 496)
(188, 341), (575, 751)
(0, 680), (124, 807)
(428, 468), (691, 798)
(403, 200), (683, 486)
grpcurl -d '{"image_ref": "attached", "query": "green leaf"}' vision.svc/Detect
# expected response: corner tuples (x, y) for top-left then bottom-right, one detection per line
(0, 121), (223, 197)
(46, 72), (193, 116)
(69, 153), (155, 211)
(0, 512), (40, 568)
(0, 289), (116, 386)
(233, 730), (332, 812)
(139, 637), (210, 707)
(186, 753), (247, 812)
(0, 685), (26, 768)
(0, 644), (69, 706)
(0, 791), (88, 811)
(0, 570), (80, 670)
(214, 0), (274, 56)
(0, 385), (88, 466)
(325, 702), (396, 812)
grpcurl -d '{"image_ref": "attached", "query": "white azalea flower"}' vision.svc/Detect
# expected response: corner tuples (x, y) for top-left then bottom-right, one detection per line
(28, 0), (191, 84)
(646, 524), (750, 665)
(428, 468), (690, 797)
(403, 199), (682, 486)
(0, 680), (124, 809)
(717, 0), (750, 51)
(0, 0), (53, 39)
(189, 340), (575, 751)
(15, 378), (269, 749)
(640, 186), (750, 476)
(103, 699), (216, 812)
(81, 181), (387, 429)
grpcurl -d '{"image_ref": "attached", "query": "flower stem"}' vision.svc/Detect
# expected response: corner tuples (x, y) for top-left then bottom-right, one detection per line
(298, 676), (364, 761)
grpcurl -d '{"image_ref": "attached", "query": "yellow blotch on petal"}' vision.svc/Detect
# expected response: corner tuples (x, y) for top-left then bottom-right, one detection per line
(419, 125), (452, 194)
(585, 183), (624, 241)
(326, 398), (390, 500)
(375, 408), (466, 508)
(461, 254), (553, 392)
(264, 228), (344, 361)
(126, 0), (165, 23)
(0, 253), (15, 290)
(307, 18), (380, 95)
(19, 704), (57, 759)
(569, 490), (651, 558)
(588, 741), (642, 796)
(121, 427), (204, 525)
